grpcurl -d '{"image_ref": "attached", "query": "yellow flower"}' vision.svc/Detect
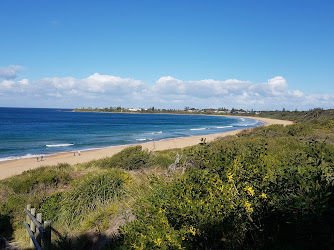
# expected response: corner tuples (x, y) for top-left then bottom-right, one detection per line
(227, 172), (234, 182)
(244, 201), (253, 213)
(154, 238), (162, 247)
(140, 233), (146, 239)
(131, 243), (144, 250)
(260, 193), (267, 199)
(159, 208), (166, 213)
(244, 186), (255, 196)
(189, 226), (196, 236)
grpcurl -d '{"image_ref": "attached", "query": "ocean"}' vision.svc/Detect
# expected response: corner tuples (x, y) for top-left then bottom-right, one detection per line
(0, 107), (264, 162)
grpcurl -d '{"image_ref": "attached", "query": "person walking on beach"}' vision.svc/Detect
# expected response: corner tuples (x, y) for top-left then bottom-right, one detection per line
(78, 150), (81, 156)
(41, 156), (44, 161)
(37, 157), (39, 162)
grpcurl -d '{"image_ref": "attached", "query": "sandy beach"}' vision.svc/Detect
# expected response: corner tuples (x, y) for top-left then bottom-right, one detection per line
(0, 116), (292, 180)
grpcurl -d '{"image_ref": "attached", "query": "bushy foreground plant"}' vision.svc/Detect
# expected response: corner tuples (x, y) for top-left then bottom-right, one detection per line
(109, 146), (150, 170)
(2, 164), (72, 194)
(0, 164), (73, 243)
(39, 191), (63, 221)
(0, 164), (72, 220)
(119, 169), (270, 249)
(81, 146), (151, 170)
(55, 169), (130, 228)
(118, 123), (334, 249)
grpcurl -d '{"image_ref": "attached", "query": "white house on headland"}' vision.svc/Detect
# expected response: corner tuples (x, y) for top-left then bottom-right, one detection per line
(128, 108), (141, 112)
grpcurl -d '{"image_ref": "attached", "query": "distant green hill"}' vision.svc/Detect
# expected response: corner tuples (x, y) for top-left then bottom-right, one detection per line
(238, 108), (334, 123)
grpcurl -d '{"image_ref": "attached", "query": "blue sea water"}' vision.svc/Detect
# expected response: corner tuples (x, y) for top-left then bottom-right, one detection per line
(0, 107), (264, 162)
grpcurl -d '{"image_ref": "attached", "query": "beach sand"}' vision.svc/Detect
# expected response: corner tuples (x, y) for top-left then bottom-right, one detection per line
(0, 117), (293, 180)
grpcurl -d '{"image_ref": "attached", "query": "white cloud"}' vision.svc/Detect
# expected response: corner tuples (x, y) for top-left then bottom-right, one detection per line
(0, 78), (29, 93)
(0, 65), (24, 79)
(42, 77), (76, 90)
(153, 76), (251, 98)
(0, 72), (333, 110)
(18, 79), (29, 85)
(81, 73), (149, 94)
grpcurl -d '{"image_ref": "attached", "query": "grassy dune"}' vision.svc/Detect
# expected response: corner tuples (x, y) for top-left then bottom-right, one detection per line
(1, 111), (334, 249)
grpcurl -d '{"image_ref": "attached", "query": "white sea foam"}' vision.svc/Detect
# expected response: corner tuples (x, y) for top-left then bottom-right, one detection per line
(136, 138), (153, 141)
(239, 122), (259, 127)
(46, 143), (74, 147)
(145, 131), (163, 135)
(0, 154), (48, 162)
(215, 126), (233, 129)
(190, 128), (207, 131)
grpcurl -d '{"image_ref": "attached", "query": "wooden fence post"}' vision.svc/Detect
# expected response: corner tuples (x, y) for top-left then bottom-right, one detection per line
(26, 204), (31, 245)
(26, 204), (31, 225)
(36, 213), (42, 246)
(30, 208), (36, 248)
(43, 220), (52, 250)
(24, 205), (52, 250)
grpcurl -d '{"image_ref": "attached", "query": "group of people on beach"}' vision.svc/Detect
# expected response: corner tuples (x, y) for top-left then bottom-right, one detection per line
(36, 150), (81, 162)
(74, 150), (81, 156)
(36, 156), (44, 162)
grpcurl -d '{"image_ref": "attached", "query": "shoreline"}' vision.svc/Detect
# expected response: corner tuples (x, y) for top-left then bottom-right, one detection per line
(0, 116), (292, 180)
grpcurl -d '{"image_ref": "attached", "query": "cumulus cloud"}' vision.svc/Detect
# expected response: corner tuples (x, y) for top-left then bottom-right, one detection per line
(0, 78), (29, 93)
(153, 76), (252, 98)
(1, 72), (334, 110)
(81, 73), (148, 94)
(0, 65), (24, 79)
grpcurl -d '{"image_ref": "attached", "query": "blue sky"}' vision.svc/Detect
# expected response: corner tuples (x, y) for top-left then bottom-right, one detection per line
(0, 0), (333, 110)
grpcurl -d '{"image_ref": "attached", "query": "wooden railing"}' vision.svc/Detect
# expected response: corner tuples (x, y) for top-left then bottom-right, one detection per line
(24, 204), (51, 250)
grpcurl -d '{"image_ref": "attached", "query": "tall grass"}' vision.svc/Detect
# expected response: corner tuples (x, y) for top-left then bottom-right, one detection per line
(57, 169), (130, 228)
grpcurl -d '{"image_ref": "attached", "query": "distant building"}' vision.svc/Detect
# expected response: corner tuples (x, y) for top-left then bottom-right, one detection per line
(188, 108), (199, 112)
(128, 108), (141, 112)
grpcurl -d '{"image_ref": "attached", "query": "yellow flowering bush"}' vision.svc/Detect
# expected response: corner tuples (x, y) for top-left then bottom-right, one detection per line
(244, 186), (255, 196)
(116, 122), (334, 249)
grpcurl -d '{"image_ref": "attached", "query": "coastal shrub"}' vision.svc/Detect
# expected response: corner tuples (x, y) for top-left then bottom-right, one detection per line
(118, 124), (334, 249)
(59, 169), (130, 227)
(106, 146), (150, 170)
(0, 192), (26, 230)
(119, 169), (268, 249)
(81, 146), (150, 170)
(39, 191), (63, 221)
(0, 184), (15, 206)
(148, 149), (183, 168)
(3, 164), (72, 193)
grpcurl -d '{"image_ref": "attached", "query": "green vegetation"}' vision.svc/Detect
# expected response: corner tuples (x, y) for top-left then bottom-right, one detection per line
(74, 107), (194, 114)
(233, 108), (334, 123)
(99, 146), (150, 170)
(116, 120), (334, 249)
(1, 110), (334, 249)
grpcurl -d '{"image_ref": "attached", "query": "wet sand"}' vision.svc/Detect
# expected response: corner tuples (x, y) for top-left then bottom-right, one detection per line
(0, 116), (293, 180)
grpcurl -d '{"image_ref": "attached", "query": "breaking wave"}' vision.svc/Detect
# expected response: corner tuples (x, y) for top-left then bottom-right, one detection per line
(46, 143), (74, 147)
